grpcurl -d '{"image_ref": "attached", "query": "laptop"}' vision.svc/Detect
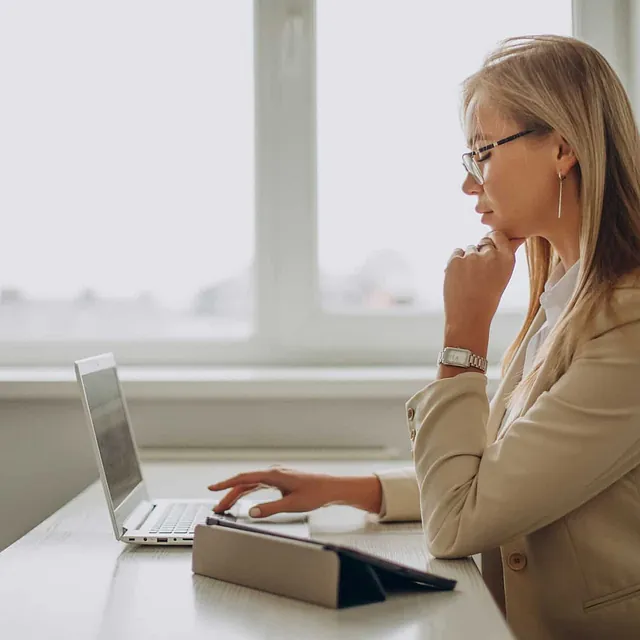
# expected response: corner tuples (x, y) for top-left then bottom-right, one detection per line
(74, 352), (307, 546)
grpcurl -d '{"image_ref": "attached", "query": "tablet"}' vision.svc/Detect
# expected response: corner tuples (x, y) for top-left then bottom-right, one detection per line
(205, 513), (456, 591)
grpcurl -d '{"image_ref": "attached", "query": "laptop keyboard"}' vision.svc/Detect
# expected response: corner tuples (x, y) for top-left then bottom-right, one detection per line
(148, 503), (210, 537)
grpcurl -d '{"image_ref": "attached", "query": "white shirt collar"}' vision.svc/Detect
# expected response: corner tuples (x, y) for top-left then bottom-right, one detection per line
(539, 259), (581, 328)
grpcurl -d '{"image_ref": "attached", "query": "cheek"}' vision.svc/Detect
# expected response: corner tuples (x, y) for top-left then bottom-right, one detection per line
(483, 170), (546, 232)
(485, 161), (540, 215)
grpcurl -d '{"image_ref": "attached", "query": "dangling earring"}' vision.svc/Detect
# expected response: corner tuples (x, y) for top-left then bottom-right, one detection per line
(558, 172), (565, 219)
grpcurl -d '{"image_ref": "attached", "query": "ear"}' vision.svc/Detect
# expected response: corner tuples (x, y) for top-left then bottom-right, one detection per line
(555, 134), (578, 177)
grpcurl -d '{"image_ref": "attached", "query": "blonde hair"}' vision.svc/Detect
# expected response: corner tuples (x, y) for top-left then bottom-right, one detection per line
(461, 35), (640, 412)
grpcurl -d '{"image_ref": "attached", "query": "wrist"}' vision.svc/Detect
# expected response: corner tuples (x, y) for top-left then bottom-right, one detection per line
(443, 327), (490, 359)
(440, 326), (490, 379)
(327, 475), (382, 514)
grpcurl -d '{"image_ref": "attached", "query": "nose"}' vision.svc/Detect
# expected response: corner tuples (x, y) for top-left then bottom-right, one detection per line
(462, 172), (483, 196)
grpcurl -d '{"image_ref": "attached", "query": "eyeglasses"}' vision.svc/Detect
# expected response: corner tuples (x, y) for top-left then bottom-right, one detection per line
(462, 129), (535, 185)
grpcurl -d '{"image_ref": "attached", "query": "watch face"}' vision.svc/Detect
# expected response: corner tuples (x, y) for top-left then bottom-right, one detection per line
(447, 349), (469, 365)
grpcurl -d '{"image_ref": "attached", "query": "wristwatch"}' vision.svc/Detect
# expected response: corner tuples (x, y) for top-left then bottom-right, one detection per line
(437, 347), (488, 373)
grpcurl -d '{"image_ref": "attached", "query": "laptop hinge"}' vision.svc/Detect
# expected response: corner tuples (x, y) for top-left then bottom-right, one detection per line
(122, 500), (155, 533)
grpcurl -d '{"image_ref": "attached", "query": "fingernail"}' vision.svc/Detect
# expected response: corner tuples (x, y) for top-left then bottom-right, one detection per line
(249, 507), (262, 518)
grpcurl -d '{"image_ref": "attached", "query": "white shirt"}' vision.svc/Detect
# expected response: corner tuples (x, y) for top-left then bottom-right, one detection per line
(498, 258), (581, 433)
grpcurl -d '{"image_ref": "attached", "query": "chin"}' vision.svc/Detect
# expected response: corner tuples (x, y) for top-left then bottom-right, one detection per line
(481, 217), (500, 230)
(483, 219), (524, 241)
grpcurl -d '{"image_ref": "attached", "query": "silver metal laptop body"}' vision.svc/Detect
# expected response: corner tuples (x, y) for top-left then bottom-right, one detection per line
(75, 353), (311, 545)
(74, 353), (215, 546)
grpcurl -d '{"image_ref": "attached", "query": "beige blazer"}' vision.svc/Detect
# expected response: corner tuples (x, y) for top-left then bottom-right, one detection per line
(375, 273), (640, 640)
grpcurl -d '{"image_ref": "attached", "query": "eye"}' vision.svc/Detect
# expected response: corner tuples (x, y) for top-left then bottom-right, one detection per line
(476, 151), (492, 163)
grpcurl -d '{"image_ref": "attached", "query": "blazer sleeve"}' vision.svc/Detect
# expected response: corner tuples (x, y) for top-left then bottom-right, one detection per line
(373, 467), (421, 522)
(411, 321), (640, 559)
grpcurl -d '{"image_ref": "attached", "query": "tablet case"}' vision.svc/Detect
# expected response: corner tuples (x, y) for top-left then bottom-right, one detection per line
(192, 515), (456, 609)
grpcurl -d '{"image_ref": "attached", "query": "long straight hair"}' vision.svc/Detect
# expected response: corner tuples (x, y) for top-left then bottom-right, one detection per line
(461, 35), (640, 411)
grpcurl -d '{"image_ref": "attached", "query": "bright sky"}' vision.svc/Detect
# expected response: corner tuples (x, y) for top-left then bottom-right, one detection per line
(0, 1), (572, 310)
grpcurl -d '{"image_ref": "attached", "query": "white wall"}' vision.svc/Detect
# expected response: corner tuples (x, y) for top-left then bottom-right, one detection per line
(0, 400), (97, 552)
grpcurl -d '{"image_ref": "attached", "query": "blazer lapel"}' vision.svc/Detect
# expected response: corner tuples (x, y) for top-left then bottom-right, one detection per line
(486, 306), (547, 444)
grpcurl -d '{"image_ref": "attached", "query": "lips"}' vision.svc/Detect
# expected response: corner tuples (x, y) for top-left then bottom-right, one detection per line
(475, 207), (493, 214)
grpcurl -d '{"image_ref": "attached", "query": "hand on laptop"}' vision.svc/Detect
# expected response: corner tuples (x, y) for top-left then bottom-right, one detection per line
(208, 467), (342, 519)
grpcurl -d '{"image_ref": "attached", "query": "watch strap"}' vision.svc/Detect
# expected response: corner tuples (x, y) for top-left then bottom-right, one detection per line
(467, 352), (488, 372)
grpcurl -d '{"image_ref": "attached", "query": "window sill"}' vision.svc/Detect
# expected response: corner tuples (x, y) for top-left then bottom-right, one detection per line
(0, 366), (501, 400)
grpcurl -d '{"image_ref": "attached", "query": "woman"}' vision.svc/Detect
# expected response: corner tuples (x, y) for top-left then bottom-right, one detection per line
(207, 35), (640, 639)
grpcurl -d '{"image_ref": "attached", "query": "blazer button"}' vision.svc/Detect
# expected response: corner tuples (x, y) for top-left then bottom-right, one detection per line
(409, 428), (417, 442)
(407, 407), (415, 421)
(507, 552), (527, 571)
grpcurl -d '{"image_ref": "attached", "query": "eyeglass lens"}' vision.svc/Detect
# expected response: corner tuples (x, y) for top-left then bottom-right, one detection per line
(463, 155), (483, 184)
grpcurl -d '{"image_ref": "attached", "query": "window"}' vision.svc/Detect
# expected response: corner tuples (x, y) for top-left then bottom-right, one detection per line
(0, 1), (623, 366)
(317, 0), (572, 314)
(0, 1), (254, 346)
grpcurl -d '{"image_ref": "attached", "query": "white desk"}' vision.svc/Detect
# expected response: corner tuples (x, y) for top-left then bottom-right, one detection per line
(0, 460), (514, 639)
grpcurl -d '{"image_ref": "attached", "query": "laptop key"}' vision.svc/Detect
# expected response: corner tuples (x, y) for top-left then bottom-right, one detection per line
(144, 502), (208, 537)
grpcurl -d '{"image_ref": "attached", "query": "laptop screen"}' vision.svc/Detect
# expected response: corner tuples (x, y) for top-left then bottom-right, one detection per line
(80, 366), (143, 509)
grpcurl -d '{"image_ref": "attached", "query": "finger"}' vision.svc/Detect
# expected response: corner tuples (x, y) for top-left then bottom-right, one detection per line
(486, 230), (513, 255)
(465, 244), (478, 254)
(208, 470), (277, 492)
(214, 486), (261, 514)
(248, 495), (300, 519)
(488, 231), (527, 255)
(445, 248), (465, 269)
(212, 484), (261, 513)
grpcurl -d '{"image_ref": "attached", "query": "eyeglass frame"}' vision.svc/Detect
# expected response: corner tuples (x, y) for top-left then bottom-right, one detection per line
(462, 129), (535, 185)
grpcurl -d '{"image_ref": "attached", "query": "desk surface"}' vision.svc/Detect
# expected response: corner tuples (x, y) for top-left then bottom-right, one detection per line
(0, 460), (514, 639)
